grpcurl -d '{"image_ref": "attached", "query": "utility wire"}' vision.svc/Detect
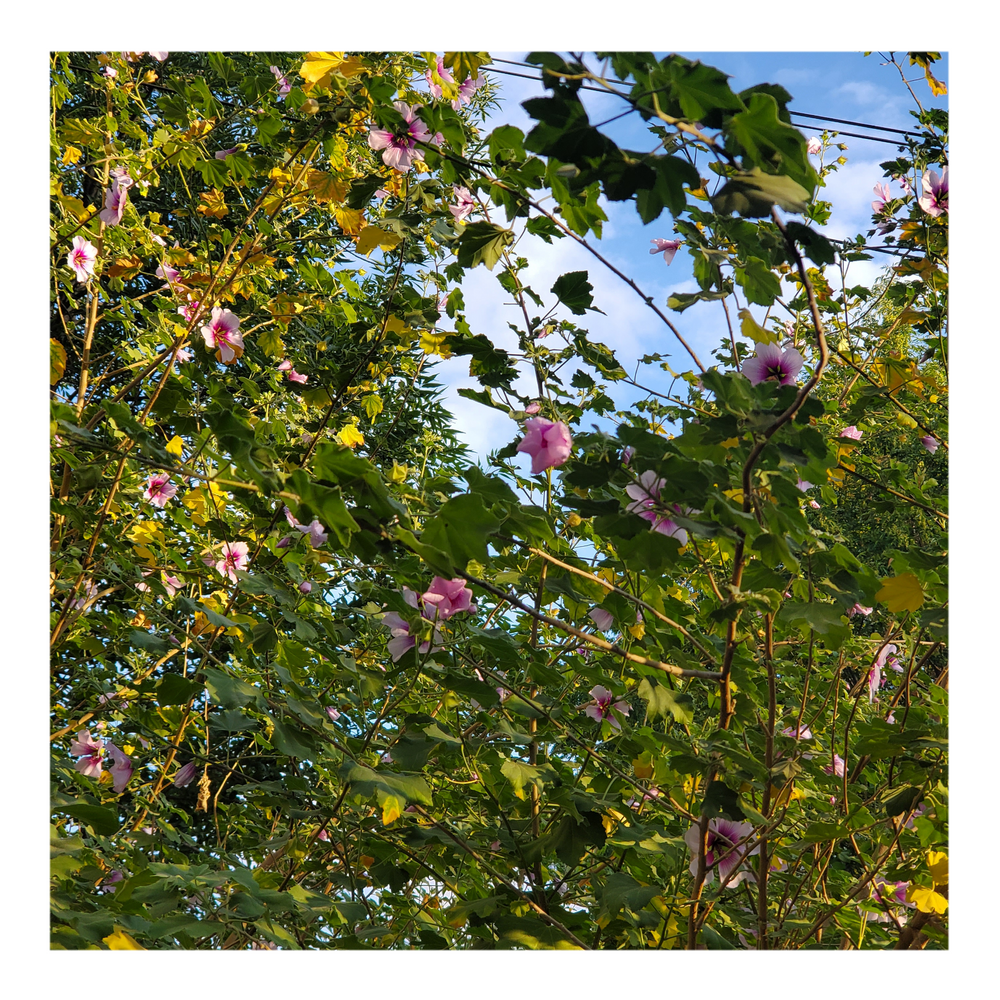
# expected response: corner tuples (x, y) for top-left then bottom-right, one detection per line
(485, 59), (926, 142)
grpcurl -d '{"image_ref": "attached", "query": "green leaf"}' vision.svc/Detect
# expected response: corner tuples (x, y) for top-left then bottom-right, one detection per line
(551, 270), (600, 316)
(601, 872), (659, 917)
(667, 59), (744, 121)
(339, 762), (433, 806)
(202, 667), (261, 709)
(712, 168), (811, 217)
(420, 494), (501, 571)
(637, 677), (694, 724)
(156, 673), (203, 707)
(777, 601), (850, 649)
(522, 94), (613, 162)
(456, 222), (514, 271)
(735, 257), (782, 306)
(58, 802), (119, 836)
(728, 92), (812, 188)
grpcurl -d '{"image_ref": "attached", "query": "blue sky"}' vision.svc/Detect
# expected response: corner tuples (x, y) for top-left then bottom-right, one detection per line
(431, 51), (949, 461)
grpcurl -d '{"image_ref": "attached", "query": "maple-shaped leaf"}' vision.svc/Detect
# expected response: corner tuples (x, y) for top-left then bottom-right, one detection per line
(306, 169), (348, 205)
(906, 884), (948, 915)
(103, 928), (146, 950)
(875, 572), (925, 613)
(355, 226), (402, 257)
(299, 52), (365, 92)
(197, 188), (228, 218)
(50, 339), (67, 385)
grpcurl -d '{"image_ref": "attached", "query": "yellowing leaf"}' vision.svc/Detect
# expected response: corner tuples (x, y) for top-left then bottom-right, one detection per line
(338, 425), (365, 450)
(267, 292), (308, 327)
(419, 330), (451, 358)
(720, 437), (740, 449)
(875, 572), (925, 613)
(183, 482), (228, 526)
(356, 226), (403, 257)
(628, 621), (646, 640)
(197, 188), (228, 218)
(51, 339), (67, 385)
(106, 254), (144, 279)
(334, 204), (365, 236)
(182, 118), (217, 140)
(442, 52), (491, 83)
(299, 52), (365, 92)
(906, 884), (948, 914)
(62, 145), (83, 165)
(165, 435), (184, 458)
(738, 307), (779, 344)
(924, 68), (947, 97)
(269, 166), (294, 185)
(388, 461), (408, 483)
(632, 757), (654, 781)
(926, 850), (948, 886)
(103, 928), (146, 950)
(381, 794), (403, 825)
(306, 169), (349, 205)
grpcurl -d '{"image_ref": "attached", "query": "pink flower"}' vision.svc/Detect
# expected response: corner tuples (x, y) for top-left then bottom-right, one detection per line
(177, 299), (202, 324)
(868, 644), (898, 702)
(795, 478), (814, 492)
(742, 343), (805, 387)
(287, 368), (308, 384)
(809, 499), (821, 509)
(449, 186), (476, 222)
(622, 446), (634, 466)
(781, 724), (813, 739)
(847, 603), (873, 617)
(624, 471), (689, 544)
(425, 58), (456, 99)
(174, 347), (192, 363)
(684, 817), (759, 886)
(173, 761), (197, 787)
(100, 870), (125, 892)
(105, 741), (134, 793)
(67, 236), (98, 283)
(102, 66), (117, 79)
(584, 685), (630, 731)
(99, 168), (134, 227)
(71, 730), (106, 778)
(367, 102), (432, 172)
(200, 307), (244, 364)
(420, 577), (473, 620)
(270, 65), (292, 98)
(383, 611), (443, 662)
(293, 519), (328, 548)
(839, 425), (863, 440)
(299, 581), (312, 595)
(517, 418), (573, 474)
(649, 238), (682, 265)
(918, 167), (948, 217)
(374, 188), (390, 200)
(896, 174), (913, 195)
(920, 435), (939, 454)
(823, 753), (845, 777)
(215, 146), (238, 160)
(155, 262), (185, 290)
(326, 707), (340, 722)
(70, 580), (100, 611)
(524, 401), (541, 415)
(872, 182), (892, 214)
(215, 541), (250, 582)
(588, 607), (614, 632)
(872, 878), (915, 915)
(806, 136), (822, 156)
(143, 473), (177, 507)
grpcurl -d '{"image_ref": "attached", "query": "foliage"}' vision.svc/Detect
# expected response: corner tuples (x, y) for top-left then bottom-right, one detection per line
(50, 49), (947, 951)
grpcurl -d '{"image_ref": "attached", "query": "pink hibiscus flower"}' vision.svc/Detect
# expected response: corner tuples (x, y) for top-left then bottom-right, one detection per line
(367, 102), (432, 172)
(67, 236), (98, 283)
(200, 307), (244, 364)
(516, 418), (573, 474)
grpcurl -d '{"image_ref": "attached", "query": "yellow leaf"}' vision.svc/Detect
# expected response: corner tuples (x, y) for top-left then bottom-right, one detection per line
(106, 254), (144, 279)
(165, 435), (184, 458)
(62, 145), (82, 165)
(906, 884), (948, 914)
(183, 482), (228, 526)
(51, 339), (67, 385)
(338, 425), (365, 450)
(130, 611), (151, 628)
(388, 461), (408, 483)
(628, 621), (646, 640)
(926, 850), (948, 886)
(875, 572), (925, 613)
(738, 307), (779, 344)
(632, 756), (654, 781)
(442, 52), (491, 83)
(720, 437), (740, 449)
(334, 204), (365, 236)
(269, 166), (294, 185)
(306, 169), (349, 205)
(299, 52), (365, 92)
(419, 329), (451, 358)
(103, 928), (146, 950)
(356, 226), (403, 257)
(182, 118), (217, 140)
(381, 794), (403, 825)
(924, 67), (947, 97)
(197, 188), (228, 218)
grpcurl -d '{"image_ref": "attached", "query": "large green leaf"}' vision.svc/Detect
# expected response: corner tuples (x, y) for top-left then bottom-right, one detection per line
(711, 168), (811, 217)
(551, 270), (599, 315)
(455, 222), (515, 270)
(420, 494), (501, 571)
(729, 92), (812, 187)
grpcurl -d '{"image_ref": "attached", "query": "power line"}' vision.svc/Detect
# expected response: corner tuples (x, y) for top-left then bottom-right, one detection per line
(484, 59), (922, 143)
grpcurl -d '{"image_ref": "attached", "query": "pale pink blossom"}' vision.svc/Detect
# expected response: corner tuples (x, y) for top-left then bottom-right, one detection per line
(896, 174), (913, 195)
(649, 238), (682, 265)
(383, 611), (442, 662)
(917, 167), (948, 217)
(99, 168), (134, 227)
(173, 761), (197, 787)
(155, 262), (185, 290)
(326, 707), (341, 722)
(742, 343), (804, 387)
(806, 136), (822, 156)
(781, 724), (813, 739)
(848, 603), (873, 618)
(215, 541), (250, 582)
(624, 471), (689, 544)
(177, 299), (202, 324)
(293, 519), (328, 548)
(174, 347), (192, 363)
(368, 102), (432, 172)
(215, 146), (238, 160)
(872, 182), (892, 214)
(449, 186), (476, 222)
(839, 425), (863, 440)
(126, 51), (168, 62)
(809, 499), (821, 509)
(200, 307), (244, 364)
(920, 435), (939, 454)
(795, 478), (814, 492)
(524, 401), (541, 415)
(143, 473), (177, 507)
(454, 73), (485, 109)
(71, 730), (106, 778)
(67, 236), (98, 283)
(684, 817), (759, 886)
(299, 581), (312, 595)
(420, 576), (473, 620)
(588, 607), (614, 631)
(824, 753), (845, 777)
(99, 870), (125, 892)
(270, 65), (292, 98)
(70, 580), (100, 611)
(102, 66), (117, 79)
(517, 418), (573, 474)
(287, 368), (308, 384)
(105, 741), (134, 793)
(584, 685), (630, 731)
(868, 644), (898, 702)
